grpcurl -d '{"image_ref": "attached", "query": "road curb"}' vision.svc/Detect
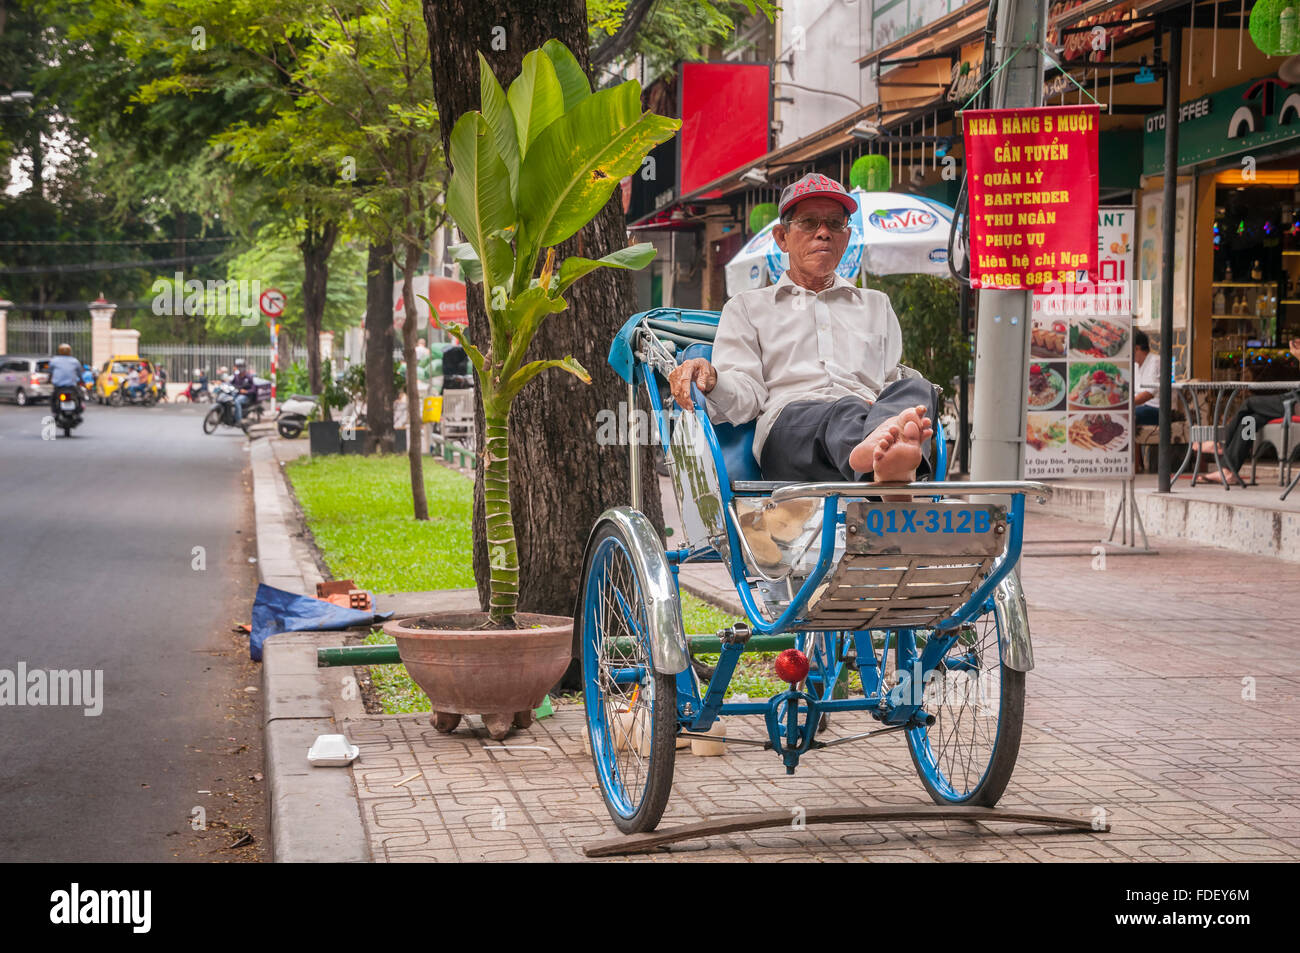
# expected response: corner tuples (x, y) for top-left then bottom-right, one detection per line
(250, 437), (371, 863)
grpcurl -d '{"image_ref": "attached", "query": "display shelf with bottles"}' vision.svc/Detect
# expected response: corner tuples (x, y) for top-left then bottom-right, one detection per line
(1213, 187), (1297, 378)
(1210, 280), (1279, 380)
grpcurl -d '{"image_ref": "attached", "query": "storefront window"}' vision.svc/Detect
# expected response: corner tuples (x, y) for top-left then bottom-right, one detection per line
(1210, 161), (1300, 380)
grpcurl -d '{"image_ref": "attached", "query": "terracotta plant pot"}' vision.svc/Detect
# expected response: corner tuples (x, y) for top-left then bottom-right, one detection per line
(384, 611), (572, 741)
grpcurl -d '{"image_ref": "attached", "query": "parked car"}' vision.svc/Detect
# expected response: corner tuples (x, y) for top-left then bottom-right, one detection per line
(0, 354), (53, 406)
(95, 355), (161, 404)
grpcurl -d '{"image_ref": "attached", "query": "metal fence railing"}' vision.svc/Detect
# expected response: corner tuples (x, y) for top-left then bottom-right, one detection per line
(1, 324), (311, 379)
(5, 320), (92, 362)
(139, 344), (308, 379)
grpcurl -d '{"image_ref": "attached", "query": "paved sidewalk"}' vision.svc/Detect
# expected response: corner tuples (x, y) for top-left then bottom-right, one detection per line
(342, 512), (1300, 862)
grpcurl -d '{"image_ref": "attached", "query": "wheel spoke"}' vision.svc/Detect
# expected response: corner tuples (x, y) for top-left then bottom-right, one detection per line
(588, 538), (655, 815)
(911, 607), (1008, 800)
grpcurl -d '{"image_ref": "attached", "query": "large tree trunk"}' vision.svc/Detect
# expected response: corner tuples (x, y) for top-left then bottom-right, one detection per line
(365, 240), (397, 452)
(399, 241), (429, 520)
(423, 0), (666, 624)
(300, 217), (339, 393)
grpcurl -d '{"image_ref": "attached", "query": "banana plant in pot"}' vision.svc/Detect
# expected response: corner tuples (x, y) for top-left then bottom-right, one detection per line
(383, 39), (679, 740)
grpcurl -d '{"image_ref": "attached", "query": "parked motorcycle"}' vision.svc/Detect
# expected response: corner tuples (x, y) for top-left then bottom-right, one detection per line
(51, 386), (83, 438)
(275, 394), (318, 439)
(202, 382), (263, 434)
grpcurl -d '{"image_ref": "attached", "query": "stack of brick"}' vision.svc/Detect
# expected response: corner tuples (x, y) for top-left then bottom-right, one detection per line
(316, 580), (372, 612)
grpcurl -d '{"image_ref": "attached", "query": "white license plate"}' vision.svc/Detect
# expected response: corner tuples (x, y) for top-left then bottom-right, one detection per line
(844, 502), (1008, 557)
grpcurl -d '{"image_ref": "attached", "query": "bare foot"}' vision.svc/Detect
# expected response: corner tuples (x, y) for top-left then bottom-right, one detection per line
(848, 404), (934, 472)
(849, 418), (901, 473)
(872, 416), (926, 484)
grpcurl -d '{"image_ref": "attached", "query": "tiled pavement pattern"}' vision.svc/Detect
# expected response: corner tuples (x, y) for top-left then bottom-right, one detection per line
(348, 514), (1300, 861)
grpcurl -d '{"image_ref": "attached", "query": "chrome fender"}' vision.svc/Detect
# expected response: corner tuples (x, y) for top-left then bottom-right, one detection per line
(581, 506), (690, 676)
(994, 569), (1034, 673)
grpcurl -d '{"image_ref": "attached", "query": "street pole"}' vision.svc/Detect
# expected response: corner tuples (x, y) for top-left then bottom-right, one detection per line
(1157, 20), (1181, 494)
(969, 0), (1048, 485)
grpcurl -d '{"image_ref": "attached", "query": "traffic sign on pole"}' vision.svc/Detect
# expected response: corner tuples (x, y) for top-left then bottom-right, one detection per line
(259, 288), (286, 318)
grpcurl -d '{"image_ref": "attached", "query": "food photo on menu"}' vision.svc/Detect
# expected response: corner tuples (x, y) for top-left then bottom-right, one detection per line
(1069, 316), (1130, 359)
(1027, 412), (1068, 455)
(1028, 361), (1067, 411)
(1067, 360), (1130, 409)
(1067, 411), (1130, 454)
(1031, 316), (1068, 358)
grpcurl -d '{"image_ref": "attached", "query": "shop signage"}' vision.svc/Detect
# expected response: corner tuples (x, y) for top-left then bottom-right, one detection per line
(1047, 1), (1136, 63)
(1026, 207), (1136, 480)
(1144, 77), (1300, 174)
(1143, 95), (1212, 134)
(963, 104), (1101, 291)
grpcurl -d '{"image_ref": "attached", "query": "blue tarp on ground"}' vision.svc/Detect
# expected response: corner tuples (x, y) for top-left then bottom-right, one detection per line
(250, 583), (393, 661)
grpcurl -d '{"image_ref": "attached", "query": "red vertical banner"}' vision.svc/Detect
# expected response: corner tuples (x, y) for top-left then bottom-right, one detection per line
(963, 105), (1100, 291)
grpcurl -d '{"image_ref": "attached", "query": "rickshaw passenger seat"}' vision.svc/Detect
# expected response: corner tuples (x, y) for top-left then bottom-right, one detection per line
(679, 343), (763, 482)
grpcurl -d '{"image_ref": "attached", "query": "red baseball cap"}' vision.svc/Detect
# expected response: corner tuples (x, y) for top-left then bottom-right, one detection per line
(778, 173), (858, 217)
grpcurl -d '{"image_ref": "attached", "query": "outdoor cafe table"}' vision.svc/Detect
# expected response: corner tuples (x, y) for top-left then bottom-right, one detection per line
(1170, 380), (1300, 492)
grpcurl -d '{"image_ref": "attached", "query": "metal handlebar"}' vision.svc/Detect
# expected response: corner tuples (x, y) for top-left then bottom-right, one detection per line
(769, 480), (1054, 504)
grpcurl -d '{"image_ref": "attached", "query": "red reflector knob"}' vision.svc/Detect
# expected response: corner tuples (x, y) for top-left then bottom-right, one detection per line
(774, 649), (809, 684)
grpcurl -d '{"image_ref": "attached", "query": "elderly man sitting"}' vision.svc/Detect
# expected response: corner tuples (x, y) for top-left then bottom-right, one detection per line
(669, 173), (937, 485)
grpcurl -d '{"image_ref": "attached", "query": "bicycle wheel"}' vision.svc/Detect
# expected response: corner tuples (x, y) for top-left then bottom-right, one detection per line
(202, 407), (222, 435)
(579, 521), (677, 833)
(905, 602), (1025, 806)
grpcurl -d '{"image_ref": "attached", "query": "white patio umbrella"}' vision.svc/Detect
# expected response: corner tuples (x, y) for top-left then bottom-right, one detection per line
(724, 190), (960, 297)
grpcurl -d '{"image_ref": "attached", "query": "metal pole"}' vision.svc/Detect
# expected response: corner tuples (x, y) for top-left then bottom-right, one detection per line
(1157, 20), (1181, 494)
(959, 284), (971, 474)
(628, 378), (642, 512)
(970, 0), (1048, 486)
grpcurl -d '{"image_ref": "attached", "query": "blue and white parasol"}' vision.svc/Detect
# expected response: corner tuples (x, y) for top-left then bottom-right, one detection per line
(724, 190), (960, 297)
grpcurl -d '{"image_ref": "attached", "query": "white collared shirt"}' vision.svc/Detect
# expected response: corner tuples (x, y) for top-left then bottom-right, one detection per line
(707, 271), (904, 461)
(1134, 353), (1160, 409)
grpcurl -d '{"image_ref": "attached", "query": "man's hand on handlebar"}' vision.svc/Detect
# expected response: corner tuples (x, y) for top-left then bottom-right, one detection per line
(668, 357), (717, 411)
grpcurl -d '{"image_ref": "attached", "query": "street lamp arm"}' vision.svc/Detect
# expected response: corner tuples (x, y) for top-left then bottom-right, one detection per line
(771, 81), (863, 110)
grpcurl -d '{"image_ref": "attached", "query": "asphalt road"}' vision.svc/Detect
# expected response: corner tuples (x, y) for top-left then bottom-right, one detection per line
(0, 400), (265, 861)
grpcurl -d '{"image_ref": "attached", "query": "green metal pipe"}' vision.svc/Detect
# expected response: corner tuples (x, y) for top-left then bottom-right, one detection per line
(318, 644), (402, 667)
(316, 632), (801, 667)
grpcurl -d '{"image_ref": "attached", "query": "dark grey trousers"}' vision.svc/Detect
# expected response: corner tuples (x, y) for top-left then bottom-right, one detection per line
(759, 378), (940, 482)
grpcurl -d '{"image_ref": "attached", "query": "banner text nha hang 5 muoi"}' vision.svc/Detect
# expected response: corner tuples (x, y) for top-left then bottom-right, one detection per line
(962, 104), (1100, 292)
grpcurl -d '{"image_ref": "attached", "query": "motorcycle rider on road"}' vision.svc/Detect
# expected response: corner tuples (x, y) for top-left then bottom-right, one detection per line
(48, 343), (84, 415)
(230, 358), (256, 431)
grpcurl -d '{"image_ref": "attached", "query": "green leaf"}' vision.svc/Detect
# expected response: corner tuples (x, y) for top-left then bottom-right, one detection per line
(448, 242), (482, 284)
(478, 52), (520, 201)
(502, 355), (591, 401)
(518, 81), (679, 255)
(553, 242), (657, 296)
(506, 50), (564, 159)
(499, 286), (568, 379)
(542, 40), (591, 111)
(446, 111), (516, 299)
(501, 284), (567, 335)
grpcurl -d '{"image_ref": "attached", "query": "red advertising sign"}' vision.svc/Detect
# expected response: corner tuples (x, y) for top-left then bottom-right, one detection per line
(393, 275), (468, 328)
(963, 105), (1100, 292)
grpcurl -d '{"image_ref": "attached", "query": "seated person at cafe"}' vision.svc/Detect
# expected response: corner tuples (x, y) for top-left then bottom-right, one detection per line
(1132, 330), (1161, 427)
(668, 172), (937, 487)
(1202, 338), (1300, 483)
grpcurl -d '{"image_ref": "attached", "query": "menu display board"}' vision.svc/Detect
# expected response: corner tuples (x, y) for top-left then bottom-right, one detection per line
(963, 105), (1100, 291)
(1026, 207), (1136, 480)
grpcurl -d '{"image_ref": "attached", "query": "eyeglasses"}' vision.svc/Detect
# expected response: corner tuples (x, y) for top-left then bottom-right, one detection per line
(786, 215), (850, 233)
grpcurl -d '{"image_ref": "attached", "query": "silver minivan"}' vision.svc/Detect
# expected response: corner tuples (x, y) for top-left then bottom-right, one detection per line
(0, 355), (54, 405)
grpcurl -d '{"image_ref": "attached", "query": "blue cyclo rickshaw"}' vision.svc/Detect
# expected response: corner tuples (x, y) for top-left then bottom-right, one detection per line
(577, 307), (1052, 834)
